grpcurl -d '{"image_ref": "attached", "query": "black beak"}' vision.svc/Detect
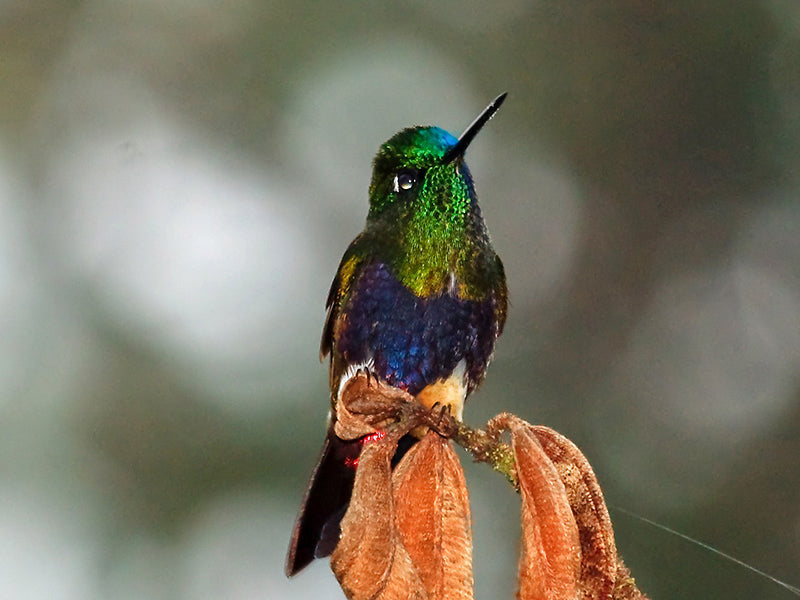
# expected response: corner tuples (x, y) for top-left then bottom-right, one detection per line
(442, 92), (507, 164)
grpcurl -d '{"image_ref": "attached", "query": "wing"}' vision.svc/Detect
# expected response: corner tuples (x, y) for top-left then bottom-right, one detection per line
(320, 235), (368, 360)
(493, 253), (508, 336)
(288, 238), (371, 577)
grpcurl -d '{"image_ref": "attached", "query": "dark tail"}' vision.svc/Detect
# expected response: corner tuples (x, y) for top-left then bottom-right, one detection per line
(285, 425), (360, 576)
(285, 425), (417, 576)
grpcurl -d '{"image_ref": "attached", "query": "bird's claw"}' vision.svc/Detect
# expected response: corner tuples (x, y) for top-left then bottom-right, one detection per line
(425, 402), (458, 438)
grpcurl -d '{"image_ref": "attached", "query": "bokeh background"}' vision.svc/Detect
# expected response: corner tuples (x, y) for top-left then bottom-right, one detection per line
(2, 1), (799, 598)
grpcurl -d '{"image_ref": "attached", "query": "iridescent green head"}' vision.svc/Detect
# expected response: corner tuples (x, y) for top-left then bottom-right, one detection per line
(362, 93), (507, 298)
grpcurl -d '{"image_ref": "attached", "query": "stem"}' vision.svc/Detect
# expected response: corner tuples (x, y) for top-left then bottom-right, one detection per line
(449, 419), (519, 489)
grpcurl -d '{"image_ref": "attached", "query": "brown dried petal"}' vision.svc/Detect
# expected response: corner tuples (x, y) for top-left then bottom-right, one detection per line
(393, 432), (474, 600)
(331, 429), (427, 600)
(530, 426), (618, 600)
(512, 426), (581, 600)
(335, 373), (414, 440)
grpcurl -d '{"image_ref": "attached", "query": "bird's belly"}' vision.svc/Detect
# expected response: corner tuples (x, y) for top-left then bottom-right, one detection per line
(415, 361), (467, 420)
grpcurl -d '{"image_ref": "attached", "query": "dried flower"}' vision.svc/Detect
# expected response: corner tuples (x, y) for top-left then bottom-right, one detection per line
(325, 373), (648, 600)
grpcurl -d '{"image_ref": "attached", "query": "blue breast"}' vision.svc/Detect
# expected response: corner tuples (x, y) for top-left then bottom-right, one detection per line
(335, 262), (499, 396)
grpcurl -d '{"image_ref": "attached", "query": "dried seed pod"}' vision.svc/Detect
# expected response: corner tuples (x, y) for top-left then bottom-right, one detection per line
(530, 426), (618, 600)
(512, 425), (581, 600)
(393, 432), (474, 600)
(331, 428), (426, 599)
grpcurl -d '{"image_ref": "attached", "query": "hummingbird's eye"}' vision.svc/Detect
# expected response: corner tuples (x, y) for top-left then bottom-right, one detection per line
(393, 169), (418, 193)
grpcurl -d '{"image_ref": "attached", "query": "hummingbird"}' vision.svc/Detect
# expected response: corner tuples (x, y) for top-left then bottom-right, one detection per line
(286, 93), (509, 576)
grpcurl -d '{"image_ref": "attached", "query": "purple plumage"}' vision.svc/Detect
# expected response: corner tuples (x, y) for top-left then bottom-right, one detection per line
(337, 262), (500, 396)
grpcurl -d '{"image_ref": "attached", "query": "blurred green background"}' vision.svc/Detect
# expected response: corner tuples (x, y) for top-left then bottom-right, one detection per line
(1, 1), (799, 598)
